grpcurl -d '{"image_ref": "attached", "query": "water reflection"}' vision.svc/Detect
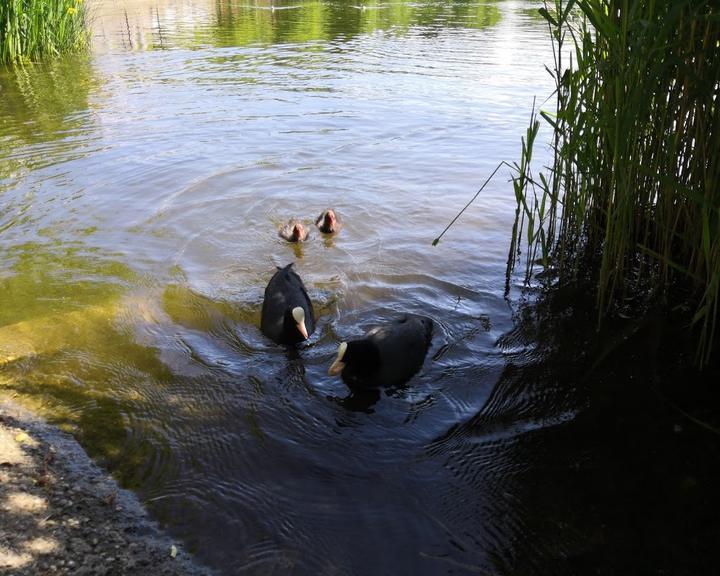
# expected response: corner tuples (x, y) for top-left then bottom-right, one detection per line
(0, 56), (99, 144)
(0, 56), (101, 241)
(95, 0), (503, 52)
(0, 68), (97, 184)
(213, 0), (503, 46)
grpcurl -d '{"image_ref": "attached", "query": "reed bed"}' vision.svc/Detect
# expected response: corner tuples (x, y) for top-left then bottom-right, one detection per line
(509, 0), (720, 364)
(0, 0), (87, 64)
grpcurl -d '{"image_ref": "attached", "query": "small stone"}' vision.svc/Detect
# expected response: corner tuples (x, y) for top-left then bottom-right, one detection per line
(15, 431), (31, 443)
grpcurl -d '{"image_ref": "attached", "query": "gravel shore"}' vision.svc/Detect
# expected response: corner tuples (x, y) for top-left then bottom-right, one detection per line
(0, 399), (212, 576)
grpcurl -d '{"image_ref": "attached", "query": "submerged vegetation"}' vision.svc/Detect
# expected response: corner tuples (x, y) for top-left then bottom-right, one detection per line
(0, 0), (87, 64)
(509, 0), (720, 364)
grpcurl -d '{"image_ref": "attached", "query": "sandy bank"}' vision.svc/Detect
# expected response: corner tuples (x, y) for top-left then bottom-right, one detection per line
(0, 398), (212, 575)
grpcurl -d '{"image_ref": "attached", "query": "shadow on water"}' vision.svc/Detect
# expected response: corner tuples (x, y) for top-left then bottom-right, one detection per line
(10, 237), (715, 574)
(1, 237), (504, 574)
(427, 283), (720, 575)
(331, 387), (381, 413)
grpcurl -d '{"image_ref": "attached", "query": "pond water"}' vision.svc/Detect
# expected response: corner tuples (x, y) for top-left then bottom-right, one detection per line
(0, 1), (568, 574)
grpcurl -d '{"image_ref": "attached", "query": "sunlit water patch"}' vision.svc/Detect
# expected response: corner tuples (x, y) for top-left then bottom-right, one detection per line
(0, 1), (570, 574)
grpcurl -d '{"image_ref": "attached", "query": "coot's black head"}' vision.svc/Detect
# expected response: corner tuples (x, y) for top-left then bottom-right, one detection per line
(328, 339), (380, 382)
(283, 306), (310, 343)
(419, 316), (433, 344)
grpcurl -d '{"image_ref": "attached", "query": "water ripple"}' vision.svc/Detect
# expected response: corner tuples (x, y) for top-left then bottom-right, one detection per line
(0, 1), (561, 573)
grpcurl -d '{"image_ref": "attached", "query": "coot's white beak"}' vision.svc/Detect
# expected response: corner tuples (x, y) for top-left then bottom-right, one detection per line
(292, 307), (309, 340)
(297, 321), (309, 340)
(328, 342), (347, 376)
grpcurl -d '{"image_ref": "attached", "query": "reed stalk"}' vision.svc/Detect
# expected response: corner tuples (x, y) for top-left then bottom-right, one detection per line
(510, 0), (720, 365)
(0, 0), (88, 65)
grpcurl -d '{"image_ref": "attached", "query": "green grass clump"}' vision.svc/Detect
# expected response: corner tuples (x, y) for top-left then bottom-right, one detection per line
(0, 0), (88, 64)
(509, 0), (720, 364)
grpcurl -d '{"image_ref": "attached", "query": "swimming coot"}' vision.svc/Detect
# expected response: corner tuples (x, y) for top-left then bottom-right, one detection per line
(315, 209), (341, 234)
(328, 314), (432, 388)
(279, 220), (309, 243)
(261, 264), (315, 344)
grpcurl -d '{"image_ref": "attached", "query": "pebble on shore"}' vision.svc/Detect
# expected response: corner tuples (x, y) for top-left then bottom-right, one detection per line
(0, 400), (213, 576)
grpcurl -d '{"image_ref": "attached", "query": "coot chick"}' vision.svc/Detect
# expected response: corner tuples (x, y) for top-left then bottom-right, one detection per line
(328, 314), (432, 388)
(279, 220), (309, 243)
(315, 209), (341, 234)
(261, 264), (315, 344)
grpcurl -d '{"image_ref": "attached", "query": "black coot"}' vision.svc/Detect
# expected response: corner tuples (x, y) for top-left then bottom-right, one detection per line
(328, 314), (432, 388)
(261, 264), (315, 344)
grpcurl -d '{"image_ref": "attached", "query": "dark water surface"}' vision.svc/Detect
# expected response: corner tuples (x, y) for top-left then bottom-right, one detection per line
(0, 1), (622, 574)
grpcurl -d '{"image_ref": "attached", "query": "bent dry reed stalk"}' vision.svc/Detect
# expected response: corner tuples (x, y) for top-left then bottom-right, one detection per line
(0, 0), (88, 65)
(504, 0), (720, 365)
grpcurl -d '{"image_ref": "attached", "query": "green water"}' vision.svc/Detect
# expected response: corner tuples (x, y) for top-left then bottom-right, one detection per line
(1, 1), (561, 573)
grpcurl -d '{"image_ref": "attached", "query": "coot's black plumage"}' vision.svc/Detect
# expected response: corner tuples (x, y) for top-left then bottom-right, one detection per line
(261, 264), (315, 345)
(328, 314), (432, 388)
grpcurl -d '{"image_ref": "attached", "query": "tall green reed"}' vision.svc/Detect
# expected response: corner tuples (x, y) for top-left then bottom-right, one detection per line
(509, 0), (720, 364)
(0, 0), (88, 65)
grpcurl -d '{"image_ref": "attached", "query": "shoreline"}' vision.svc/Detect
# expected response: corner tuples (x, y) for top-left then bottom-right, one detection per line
(0, 397), (212, 575)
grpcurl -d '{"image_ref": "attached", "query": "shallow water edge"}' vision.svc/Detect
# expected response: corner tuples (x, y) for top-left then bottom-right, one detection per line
(0, 397), (213, 574)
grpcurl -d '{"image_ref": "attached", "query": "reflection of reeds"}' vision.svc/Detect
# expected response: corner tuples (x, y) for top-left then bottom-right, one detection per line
(510, 0), (720, 364)
(0, 0), (88, 64)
